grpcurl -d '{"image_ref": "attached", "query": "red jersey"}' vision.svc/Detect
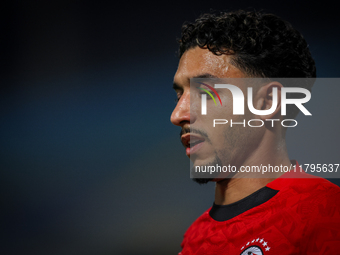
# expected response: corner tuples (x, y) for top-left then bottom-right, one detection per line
(179, 170), (340, 255)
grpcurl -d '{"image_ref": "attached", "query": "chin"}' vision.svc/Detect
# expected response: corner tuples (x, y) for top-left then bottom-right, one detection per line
(190, 154), (237, 182)
(192, 177), (212, 184)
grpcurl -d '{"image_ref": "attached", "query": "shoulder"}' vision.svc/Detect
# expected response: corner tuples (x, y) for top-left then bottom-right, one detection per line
(183, 208), (211, 236)
(180, 208), (211, 250)
(305, 177), (340, 217)
(274, 173), (340, 215)
(299, 178), (340, 254)
(268, 170), (340, 200)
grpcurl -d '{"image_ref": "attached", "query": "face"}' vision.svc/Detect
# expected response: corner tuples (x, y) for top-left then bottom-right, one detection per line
(171, 47), (264, 183)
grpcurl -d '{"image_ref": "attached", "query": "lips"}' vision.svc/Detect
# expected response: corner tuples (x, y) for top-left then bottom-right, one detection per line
(181, 133), (205, 156)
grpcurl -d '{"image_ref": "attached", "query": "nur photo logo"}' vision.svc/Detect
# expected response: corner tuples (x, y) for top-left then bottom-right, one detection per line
(198, 82), (223, 115)
(195, 78), (313, 128)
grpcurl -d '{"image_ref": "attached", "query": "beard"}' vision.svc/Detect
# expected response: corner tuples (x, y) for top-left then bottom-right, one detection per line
(183, 124), (244, 185)
(191, 153), (224, 184)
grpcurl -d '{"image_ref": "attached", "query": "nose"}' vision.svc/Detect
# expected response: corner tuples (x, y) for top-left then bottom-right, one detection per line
(170, 90), (192, 126)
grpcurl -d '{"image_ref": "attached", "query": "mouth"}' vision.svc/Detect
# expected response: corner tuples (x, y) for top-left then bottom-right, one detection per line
(181, 134), (205, 157)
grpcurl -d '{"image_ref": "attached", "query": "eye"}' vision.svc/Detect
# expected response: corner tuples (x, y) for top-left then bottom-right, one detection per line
(198, 87), (213, 99)
(175, 92), (182, 104)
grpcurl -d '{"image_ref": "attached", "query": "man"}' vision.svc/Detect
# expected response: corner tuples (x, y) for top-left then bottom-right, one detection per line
(171, 10), (340, 254)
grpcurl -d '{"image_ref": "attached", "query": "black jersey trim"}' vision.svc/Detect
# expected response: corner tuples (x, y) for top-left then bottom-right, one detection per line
(209, 186), (279, 222)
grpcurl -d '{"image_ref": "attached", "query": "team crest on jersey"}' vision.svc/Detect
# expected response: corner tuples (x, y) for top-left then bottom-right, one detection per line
(239, 238), (270, 255)
(240, 246), (263, 255)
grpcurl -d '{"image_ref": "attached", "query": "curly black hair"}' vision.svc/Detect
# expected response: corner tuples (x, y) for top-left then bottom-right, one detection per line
(179, 10), (316, 80)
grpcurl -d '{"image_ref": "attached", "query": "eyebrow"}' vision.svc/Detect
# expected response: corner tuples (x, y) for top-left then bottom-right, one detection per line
(193, 73), (218, 79)
(173, 73), (218, 90)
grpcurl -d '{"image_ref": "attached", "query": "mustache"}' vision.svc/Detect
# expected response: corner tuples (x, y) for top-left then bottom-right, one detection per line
(180, 127), (210, 142)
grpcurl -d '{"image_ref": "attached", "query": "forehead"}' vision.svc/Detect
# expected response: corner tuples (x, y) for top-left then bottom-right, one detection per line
(174, 47), (245, 85)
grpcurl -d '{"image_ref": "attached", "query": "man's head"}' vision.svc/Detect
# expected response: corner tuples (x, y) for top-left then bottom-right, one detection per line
(171, 10), (316, 183)
(179, 10), (316, 79)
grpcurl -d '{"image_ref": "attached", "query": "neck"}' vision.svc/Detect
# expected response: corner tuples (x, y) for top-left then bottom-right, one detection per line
(214, 129), (291, 205)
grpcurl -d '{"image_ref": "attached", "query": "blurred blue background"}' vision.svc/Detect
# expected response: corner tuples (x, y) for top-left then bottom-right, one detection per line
(1, 1), (339, 254)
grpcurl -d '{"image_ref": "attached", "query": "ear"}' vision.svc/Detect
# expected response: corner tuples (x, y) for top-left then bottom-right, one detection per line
(256, 81), (283, 120)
